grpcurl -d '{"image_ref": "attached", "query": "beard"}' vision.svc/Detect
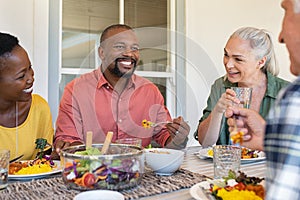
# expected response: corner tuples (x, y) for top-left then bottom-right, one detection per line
(109, 57), (137, 78)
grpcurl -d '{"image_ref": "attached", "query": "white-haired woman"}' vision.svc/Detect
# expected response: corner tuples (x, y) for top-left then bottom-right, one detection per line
(195, 27), (289, 147)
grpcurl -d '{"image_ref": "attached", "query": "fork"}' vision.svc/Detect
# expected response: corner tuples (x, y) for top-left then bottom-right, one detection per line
(150, 121), (172, 127)
(151, 120), (190, 127)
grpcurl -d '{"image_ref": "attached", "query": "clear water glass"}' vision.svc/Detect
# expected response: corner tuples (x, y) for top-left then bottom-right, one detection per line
(231, 87), (252, 108)
(0, 149), (10, 190)
(213, 145), (241, 179)
(116, 138), (142, 148)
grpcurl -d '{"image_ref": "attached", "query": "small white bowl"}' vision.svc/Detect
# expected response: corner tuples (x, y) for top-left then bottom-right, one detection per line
(144, 148), (184, 175)
(73, 190), (124, 200)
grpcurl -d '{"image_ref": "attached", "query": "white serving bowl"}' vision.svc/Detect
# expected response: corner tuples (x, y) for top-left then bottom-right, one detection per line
(73, 190), (124, 200)
(144, 148), (184, 175)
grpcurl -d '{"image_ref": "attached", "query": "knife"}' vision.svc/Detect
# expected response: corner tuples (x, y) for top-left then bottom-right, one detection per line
(9, 154), (24, 163)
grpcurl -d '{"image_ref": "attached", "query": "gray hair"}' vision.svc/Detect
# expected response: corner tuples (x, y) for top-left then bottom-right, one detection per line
(230, 27), (279, 76)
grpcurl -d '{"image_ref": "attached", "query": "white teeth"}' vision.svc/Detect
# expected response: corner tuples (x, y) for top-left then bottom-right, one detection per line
(23, 86), (33, 93)
(120, 61), (131, 65)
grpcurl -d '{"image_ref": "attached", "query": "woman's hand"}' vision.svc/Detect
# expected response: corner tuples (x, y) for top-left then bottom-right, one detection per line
(214, 89), (239, 113)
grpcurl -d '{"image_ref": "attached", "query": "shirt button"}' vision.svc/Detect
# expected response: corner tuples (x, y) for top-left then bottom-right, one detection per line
(106, 86), (109, 89)
(119, 119), (122, 123)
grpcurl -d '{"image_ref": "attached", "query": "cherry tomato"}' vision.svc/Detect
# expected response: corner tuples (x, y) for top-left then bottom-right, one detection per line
(82, 172), (96, 187)
(234, 182), (246, 190)
(224, 185), (234, 191)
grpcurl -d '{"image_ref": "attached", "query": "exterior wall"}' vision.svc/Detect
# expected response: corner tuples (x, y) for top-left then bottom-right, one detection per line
(185, 0), (293, 146)
(0, 0), (49, 100)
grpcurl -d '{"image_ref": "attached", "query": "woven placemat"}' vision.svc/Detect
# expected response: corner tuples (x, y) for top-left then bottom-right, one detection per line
(0, 169), (208, 200)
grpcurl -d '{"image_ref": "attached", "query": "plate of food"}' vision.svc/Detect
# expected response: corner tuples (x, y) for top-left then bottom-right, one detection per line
(190, 180), (214, 200)
(197, 147), (266, 163)
(190, 171), (265, 200)
(8, 158), (61, 180)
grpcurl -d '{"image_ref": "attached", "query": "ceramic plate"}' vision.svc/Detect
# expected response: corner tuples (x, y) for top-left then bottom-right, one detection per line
(8, 160), (61, 180)
(197, 147), (266, 163)
(190, 179), (265, 200)
(73, 190), (124, 200)
(190, 181), (213, 200)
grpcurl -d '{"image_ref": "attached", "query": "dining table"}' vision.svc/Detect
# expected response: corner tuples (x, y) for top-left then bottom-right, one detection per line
(1, 146), (266, 200)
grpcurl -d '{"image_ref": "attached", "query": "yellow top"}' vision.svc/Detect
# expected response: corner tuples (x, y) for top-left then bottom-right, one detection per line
(0, 94), (54, 160)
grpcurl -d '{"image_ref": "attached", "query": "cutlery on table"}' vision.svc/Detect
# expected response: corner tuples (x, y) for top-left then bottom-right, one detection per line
(9, 154), (24, 163)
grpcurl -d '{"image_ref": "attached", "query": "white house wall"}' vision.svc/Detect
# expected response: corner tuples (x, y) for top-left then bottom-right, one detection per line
(0, 0), (49, 100)
(185, 0), (294, 146)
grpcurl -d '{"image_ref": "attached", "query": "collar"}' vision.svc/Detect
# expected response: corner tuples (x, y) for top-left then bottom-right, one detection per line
(96, 67), (137, 89)
(223, 71), (278, 99)
(264, 71), (278, 98)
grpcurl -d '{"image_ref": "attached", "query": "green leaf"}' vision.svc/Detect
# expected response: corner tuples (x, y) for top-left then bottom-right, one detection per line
(223, 169), (237, 183)
(35, 138), (48, 159)
(35, 138), (48, 150)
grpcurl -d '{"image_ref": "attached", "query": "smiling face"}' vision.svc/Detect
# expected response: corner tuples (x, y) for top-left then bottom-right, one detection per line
(99, 28), (140, 78)
(278, 0), (300, 76)
(0, 46), (34, 103)
(223, 36), (266, 86)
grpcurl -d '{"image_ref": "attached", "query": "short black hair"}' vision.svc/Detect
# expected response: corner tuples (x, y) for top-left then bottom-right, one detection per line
(100, 24), (133, 44)
(0, 32), (19, 70)
(0, 32), (19, 57)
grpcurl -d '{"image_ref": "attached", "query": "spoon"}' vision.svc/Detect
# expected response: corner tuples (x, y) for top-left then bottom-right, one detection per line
(86, 131), (93, 148)
(101, 131), (113, 154)
(9, 154), (24, 163)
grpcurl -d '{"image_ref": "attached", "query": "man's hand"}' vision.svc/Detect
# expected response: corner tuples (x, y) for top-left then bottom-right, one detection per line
(225, 106), (266, 150)
(165, 116), (190, 149)
(50, 140), (83, 160)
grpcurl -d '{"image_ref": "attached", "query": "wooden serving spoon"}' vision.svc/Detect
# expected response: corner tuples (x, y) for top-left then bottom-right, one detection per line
(101, 131), (113, 154)
(86, 131), (93, 148)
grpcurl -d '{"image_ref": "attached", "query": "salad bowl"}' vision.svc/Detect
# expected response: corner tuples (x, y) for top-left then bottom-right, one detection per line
(60, 144), (144, 191)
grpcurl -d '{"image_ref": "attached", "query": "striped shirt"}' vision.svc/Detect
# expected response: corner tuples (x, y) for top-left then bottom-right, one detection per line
(265, 77), (300, 200)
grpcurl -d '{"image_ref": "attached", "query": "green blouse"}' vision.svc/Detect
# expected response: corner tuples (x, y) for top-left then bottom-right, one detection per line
(194, 72), (289, 145)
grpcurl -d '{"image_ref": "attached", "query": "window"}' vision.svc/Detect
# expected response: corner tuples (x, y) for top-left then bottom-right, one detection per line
(49, 0), (185, 121)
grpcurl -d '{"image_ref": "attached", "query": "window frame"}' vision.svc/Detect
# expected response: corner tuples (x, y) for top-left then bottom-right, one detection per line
(48, 0), (186, 121)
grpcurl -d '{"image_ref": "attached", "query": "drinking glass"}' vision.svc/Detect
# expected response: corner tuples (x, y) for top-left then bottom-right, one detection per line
(231, 87), (253, 108)
(213, 145), (241, 179)
(0, 149), (9, 190)
(116, 138), (142, 148)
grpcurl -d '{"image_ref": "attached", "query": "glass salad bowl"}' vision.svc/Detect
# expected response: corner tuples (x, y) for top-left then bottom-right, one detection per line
(60, 144), (144, 191)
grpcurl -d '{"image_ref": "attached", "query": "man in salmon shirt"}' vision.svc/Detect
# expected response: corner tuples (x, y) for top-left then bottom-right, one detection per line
(51, 24), (190, 159)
